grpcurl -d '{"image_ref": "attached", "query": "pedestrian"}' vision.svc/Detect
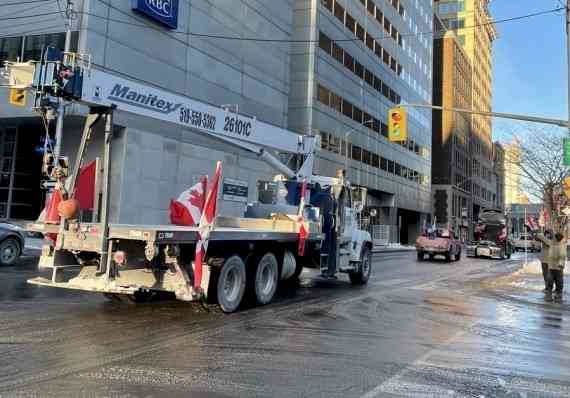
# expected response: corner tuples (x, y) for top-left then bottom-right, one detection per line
(536, 231), (566, 302)
(537, 230), (552, 291)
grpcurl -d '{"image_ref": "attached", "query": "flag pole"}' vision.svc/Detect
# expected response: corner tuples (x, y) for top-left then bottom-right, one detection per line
(524, 207), (528, 266)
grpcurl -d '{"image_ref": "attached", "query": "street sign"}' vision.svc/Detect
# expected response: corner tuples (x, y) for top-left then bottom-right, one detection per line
(564, 138), (570, 166)
(388, 107), (407, 142)
(40, 180), (56, 190)
(9, 88), (26, 107)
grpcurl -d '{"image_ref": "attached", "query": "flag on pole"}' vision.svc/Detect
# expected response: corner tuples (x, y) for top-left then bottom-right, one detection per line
(297, 180), (308, 256)
(169, 177), (207, 226)
(525, 215), (538, 231)
(193, 162), (222, 293)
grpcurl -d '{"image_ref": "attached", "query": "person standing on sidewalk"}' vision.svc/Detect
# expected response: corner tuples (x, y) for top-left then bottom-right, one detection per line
(536, 231), (566, 301)
(537, 230), (552, 291)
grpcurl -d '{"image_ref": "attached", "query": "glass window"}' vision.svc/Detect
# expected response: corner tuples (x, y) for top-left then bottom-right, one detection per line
(374, 44), (382, 59)
(345, 13), (356, 33)
(332, 42), (344, 63)
(383, 18), (391, 34)
(344, 51), (354, 71)
(387, 159), (394, 173)
(352, 145), (362, 161)
(23, 31), (78, 62)
(342, 99), (353, 119)
(321, 0), (333, 11)
(380, 157), (387, 171)
(381, 82), (390, 98)
(333, 1), (345, 23)
(331, 92), (342, 112)
(383, 50), (390, 65)
(354, 61), (364, 78)
(319, 32), (332, 54)
(356, 24), (365, 41)
(320, 131), (329, 149)
(366, 34), (375, 51)
(373, 76), (382, 91)
(0, 36), (23, 65)
(364, 69), (374, 85)
(317, 84), (330, 105)
(372, 153), (379, 168)
(353, 107), (363, 123)
(367, 1), (375, 16)
(381, 123), (389, 138)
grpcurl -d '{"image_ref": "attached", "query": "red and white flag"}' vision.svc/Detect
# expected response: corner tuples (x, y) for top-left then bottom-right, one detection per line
(525, 216), (538, 231)
(193, 161), (222, 292)
(169, 177), (207, 226)
(297, 180), (308, 256)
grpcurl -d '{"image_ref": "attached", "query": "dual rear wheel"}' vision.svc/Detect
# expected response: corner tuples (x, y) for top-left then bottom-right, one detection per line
(215, 252), (279, 313)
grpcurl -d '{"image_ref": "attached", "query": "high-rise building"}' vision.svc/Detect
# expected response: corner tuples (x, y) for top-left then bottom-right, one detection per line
(493, 141), (505, 210)
(431, 26), (472, 241)
(434, 0), (497, 221)
(503, 139), (523, 205)
(290, 0), (434, 244)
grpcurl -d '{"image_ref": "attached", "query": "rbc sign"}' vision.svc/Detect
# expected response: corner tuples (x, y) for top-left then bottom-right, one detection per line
(132, 0), (179, 29)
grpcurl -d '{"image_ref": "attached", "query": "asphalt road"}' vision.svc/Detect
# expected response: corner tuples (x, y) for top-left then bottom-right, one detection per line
(0, 251), (569, 397)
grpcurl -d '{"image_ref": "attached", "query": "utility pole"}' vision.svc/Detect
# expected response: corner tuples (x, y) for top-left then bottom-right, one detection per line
(566, 0), (570, 136)
(53, 0), (73, 161)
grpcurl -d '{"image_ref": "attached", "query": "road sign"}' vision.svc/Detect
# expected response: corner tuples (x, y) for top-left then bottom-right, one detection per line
(40, 180), (56, 190)
(388, 107), (407, 142)
(9, 88), (26, 107)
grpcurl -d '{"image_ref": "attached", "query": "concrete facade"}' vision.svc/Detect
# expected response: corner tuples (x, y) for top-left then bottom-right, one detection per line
(289, 0), (434, 244)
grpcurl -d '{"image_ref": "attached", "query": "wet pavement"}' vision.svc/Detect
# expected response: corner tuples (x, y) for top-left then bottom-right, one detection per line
(1, 251), (569, 397)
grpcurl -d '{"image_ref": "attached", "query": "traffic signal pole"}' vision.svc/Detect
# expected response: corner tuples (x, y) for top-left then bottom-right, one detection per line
(400, 104), (569, 128)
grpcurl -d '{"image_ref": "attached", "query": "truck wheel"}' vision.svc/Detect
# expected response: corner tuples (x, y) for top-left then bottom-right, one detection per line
(417, 251), (424, 261)
(349, 246), (371, 285)
(455, 250), (461, 261)
(445, 252), (451, 262)
(253, 253), (279, 305)
(216, 255), (246, 313)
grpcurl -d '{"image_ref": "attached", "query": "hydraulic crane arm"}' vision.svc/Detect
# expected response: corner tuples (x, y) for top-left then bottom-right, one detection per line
(78, 68), (317, 179)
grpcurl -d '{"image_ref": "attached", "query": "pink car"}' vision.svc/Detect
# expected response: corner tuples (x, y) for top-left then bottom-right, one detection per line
(416, 228), (462, 262)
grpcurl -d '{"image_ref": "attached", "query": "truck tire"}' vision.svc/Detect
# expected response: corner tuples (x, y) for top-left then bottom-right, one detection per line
(455, 250), (461, 261)
(0, 238), (21, 266)
(216, 255), (246, 313)
(253, 253), (279, 305)
(349, 246), (371, 285)
(417, 251), (424, 261)
(445, 252), (452, 262)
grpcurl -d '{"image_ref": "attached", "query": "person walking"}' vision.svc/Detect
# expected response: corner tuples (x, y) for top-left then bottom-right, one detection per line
(536, 231), (566, 302)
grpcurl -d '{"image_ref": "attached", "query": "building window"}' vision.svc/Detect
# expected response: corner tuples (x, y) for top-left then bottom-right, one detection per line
(321, 0), (333, 11)
(333, 1), (345, 23)
(317, 84), (330, 105)
(345, 13), (356, 33)
(319, 32), (332, 54)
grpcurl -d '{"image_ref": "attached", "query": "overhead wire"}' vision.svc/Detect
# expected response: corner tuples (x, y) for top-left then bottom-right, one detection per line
(0, 0), (55, 7)
(85, 1), (564, 44)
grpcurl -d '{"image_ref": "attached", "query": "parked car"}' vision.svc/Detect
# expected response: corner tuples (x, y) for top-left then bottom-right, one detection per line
(0, 223), (25, 265)
(416, 228), (462, 262)
(512, 234), (541, 252)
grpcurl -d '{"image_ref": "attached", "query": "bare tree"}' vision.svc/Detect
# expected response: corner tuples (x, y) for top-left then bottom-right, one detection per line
(501, 123), (570, 232)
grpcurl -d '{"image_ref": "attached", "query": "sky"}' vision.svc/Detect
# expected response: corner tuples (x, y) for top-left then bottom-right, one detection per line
(489, 0), (568, 141)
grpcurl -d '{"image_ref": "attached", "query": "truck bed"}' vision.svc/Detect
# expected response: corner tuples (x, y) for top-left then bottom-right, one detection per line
(26, 215), (323, 249)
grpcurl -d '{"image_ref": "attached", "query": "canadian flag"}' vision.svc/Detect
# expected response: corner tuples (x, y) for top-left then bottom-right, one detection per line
(525, 216), (538, 231)
(169, 177), (207, 226)
(193, 161), (222, 292)
(297, 180), (308, 256)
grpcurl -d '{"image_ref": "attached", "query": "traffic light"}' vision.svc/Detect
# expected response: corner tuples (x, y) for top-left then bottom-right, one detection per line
(388, 107), (407, 142)
(9, 88), (26, 107)
(564, 138), (570, 166)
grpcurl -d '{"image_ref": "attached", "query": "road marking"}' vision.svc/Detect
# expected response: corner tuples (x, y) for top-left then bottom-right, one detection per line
(360, 322), (477, 398)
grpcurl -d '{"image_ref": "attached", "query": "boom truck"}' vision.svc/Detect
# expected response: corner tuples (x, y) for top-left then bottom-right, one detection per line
(8, 48), (373, 312)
